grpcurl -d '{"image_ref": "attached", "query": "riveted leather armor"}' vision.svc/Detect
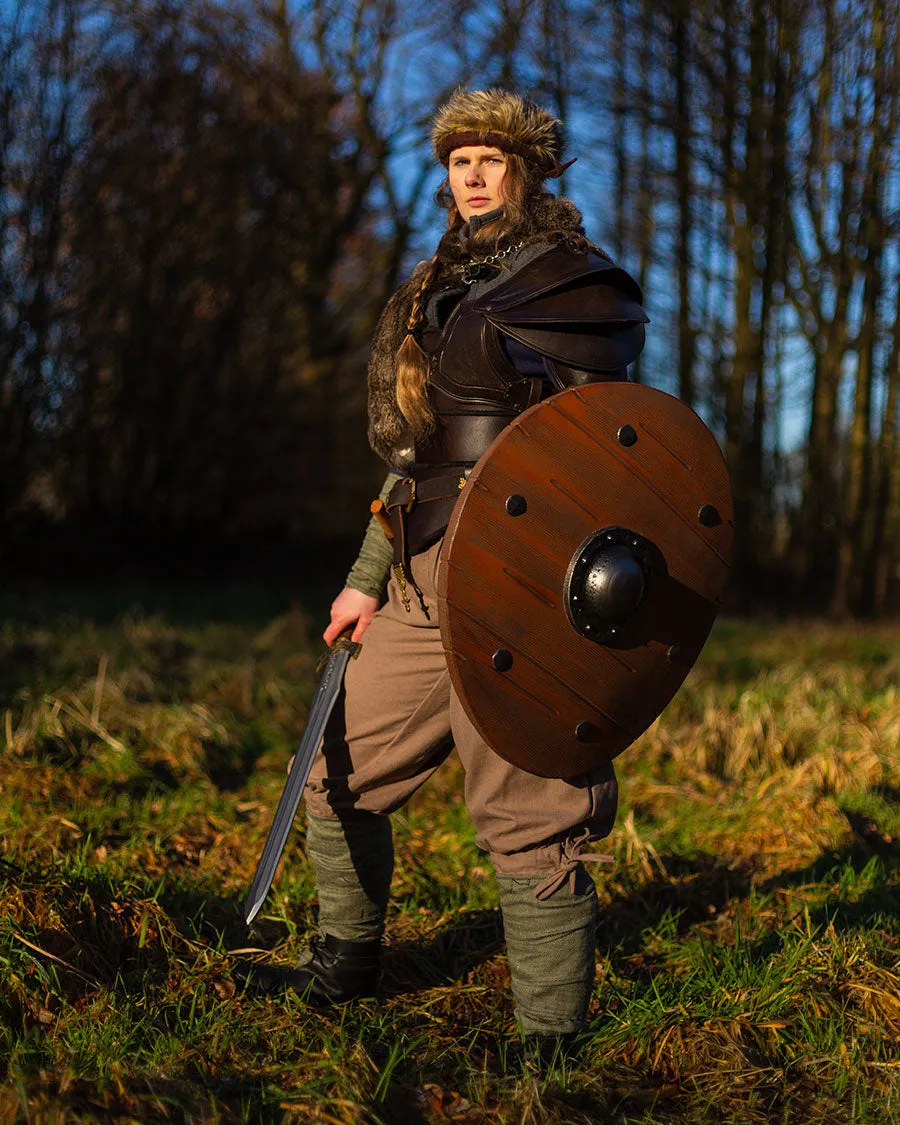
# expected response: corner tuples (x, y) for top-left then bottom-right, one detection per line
(416, 246), (646, 468)
(390, 244), (648, 554)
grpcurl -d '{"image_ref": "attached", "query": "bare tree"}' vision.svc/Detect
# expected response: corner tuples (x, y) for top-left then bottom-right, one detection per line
(59, 4), (358, 537)
(0, 0), (93, 534)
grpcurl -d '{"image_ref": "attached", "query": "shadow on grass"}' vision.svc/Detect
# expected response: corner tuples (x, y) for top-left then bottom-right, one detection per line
(872, 784), (900, 805)
(4, 1044), (439, 1125)
(549, 1080), (681, 1125)
(3, 1071), (290, 1125)
(381, 908), (505, 995)
(596, 834), (898, 974)
(1, 859), (251, 1000)
(756, 831), (900, 939)
(111, 761), (182, 798)
(597, 851), (754, 964)
(5, 835), (896, 1125)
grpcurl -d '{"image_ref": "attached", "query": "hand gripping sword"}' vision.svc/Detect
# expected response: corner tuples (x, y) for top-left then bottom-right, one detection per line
(243, 632), (361, 924)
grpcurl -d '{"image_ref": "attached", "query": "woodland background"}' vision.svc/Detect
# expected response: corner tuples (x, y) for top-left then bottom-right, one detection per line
(2, 4), (899, 1119)
(2, 0), (900, 616)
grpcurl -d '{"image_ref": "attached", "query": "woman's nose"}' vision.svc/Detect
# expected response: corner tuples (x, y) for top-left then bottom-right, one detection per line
(465, 164), (484, 185)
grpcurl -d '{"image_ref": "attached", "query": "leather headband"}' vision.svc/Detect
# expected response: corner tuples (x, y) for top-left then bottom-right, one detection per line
(437, 130), (576, 178)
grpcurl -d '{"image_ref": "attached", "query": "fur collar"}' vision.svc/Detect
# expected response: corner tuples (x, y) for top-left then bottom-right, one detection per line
(367, 193), (589, 468)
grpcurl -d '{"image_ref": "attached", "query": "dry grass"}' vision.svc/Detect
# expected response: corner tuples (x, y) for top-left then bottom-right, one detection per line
(1, 595), (898, 1123)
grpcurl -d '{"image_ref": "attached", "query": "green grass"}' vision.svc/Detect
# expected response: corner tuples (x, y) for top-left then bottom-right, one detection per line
(1, 588), (899, 1123)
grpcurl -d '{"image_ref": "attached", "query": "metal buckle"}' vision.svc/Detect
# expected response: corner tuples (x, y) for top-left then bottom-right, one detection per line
(403, 477), (416, 513)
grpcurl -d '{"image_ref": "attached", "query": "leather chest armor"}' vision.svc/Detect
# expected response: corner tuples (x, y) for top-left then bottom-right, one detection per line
(392, 244), (648, 553)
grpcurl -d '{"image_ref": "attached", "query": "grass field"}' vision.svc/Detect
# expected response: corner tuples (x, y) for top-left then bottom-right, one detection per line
(1, 584), (898, 1123)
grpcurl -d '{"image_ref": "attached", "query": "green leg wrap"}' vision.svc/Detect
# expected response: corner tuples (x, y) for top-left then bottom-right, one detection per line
(497, 864), (599, 1036)
(305, 811), (394, 943)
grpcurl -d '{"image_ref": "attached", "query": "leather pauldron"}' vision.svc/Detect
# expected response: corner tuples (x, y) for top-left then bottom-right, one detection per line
(472, 246), (648, 373)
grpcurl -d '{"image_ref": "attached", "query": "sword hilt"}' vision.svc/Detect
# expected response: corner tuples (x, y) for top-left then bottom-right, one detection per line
(316, 630), (361, 673)
(331, 629), (362, 658)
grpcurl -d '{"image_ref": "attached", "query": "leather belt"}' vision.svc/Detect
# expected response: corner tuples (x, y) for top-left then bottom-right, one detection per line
(387, 472), (467, 508)
(384, 470), (471, 614)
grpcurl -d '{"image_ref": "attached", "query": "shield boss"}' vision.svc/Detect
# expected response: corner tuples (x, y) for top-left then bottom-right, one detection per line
(437, 383), (733, 778)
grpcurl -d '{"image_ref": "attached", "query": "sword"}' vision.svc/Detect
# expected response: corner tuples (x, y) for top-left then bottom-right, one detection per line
(244, 631), (361, 924)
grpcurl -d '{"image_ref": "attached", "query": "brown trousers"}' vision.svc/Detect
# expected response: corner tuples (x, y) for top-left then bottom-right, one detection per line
(305, 538), (618, 891)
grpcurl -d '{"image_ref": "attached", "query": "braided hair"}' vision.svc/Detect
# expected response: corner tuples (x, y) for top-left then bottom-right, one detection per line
(394, 251), (442, 434)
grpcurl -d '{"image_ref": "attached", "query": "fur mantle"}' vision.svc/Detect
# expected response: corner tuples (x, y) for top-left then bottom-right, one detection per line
(367, 194), (589, 467)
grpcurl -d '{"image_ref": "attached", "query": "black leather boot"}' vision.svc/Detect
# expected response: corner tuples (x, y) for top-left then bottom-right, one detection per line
(236, 933), (381, 1005)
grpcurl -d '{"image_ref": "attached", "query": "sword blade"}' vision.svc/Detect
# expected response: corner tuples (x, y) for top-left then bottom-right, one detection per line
(244, 638), (358, 924)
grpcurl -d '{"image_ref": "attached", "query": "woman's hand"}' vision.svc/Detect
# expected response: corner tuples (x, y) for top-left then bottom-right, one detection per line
(323, 587), (380, 645)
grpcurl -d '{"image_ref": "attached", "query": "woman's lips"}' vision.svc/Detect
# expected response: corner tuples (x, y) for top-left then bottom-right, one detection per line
(468, 197), (490, 206)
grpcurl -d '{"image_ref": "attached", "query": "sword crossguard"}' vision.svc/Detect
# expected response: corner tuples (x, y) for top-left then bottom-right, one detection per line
(331, 634), (362, 658)
(316, 630), (361, 674)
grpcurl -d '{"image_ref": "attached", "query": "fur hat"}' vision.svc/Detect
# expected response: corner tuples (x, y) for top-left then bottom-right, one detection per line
(431, 88), (574, 178)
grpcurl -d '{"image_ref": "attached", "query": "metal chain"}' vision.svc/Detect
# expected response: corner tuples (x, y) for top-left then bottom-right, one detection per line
(458, 240), (525, 285)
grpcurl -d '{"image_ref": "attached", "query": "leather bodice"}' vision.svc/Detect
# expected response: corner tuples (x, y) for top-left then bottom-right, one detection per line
(416, 304), (542, 468)
(420, 303), (543, 416)
(412, 245), (647, 471)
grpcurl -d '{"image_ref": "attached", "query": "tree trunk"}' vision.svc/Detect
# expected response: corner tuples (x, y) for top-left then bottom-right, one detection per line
(830, 177), (881, 618)
(672, 0), (695, 407)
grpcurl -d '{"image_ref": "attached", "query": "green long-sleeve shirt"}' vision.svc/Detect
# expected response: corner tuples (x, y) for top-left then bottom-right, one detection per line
(343, 472), (400, 598)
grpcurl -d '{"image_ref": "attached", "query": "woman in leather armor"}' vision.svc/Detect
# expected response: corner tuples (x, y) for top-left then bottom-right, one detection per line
(253, 89), (646, 1063)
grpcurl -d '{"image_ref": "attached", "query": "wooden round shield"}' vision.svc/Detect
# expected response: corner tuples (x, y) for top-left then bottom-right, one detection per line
(437, 382), (733, 778)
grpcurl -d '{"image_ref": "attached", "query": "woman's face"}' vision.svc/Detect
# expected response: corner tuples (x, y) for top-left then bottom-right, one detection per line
(447, 145), (508, 221)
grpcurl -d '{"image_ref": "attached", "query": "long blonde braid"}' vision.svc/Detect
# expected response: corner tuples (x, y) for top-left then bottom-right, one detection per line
(394, 252), (441, 435)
